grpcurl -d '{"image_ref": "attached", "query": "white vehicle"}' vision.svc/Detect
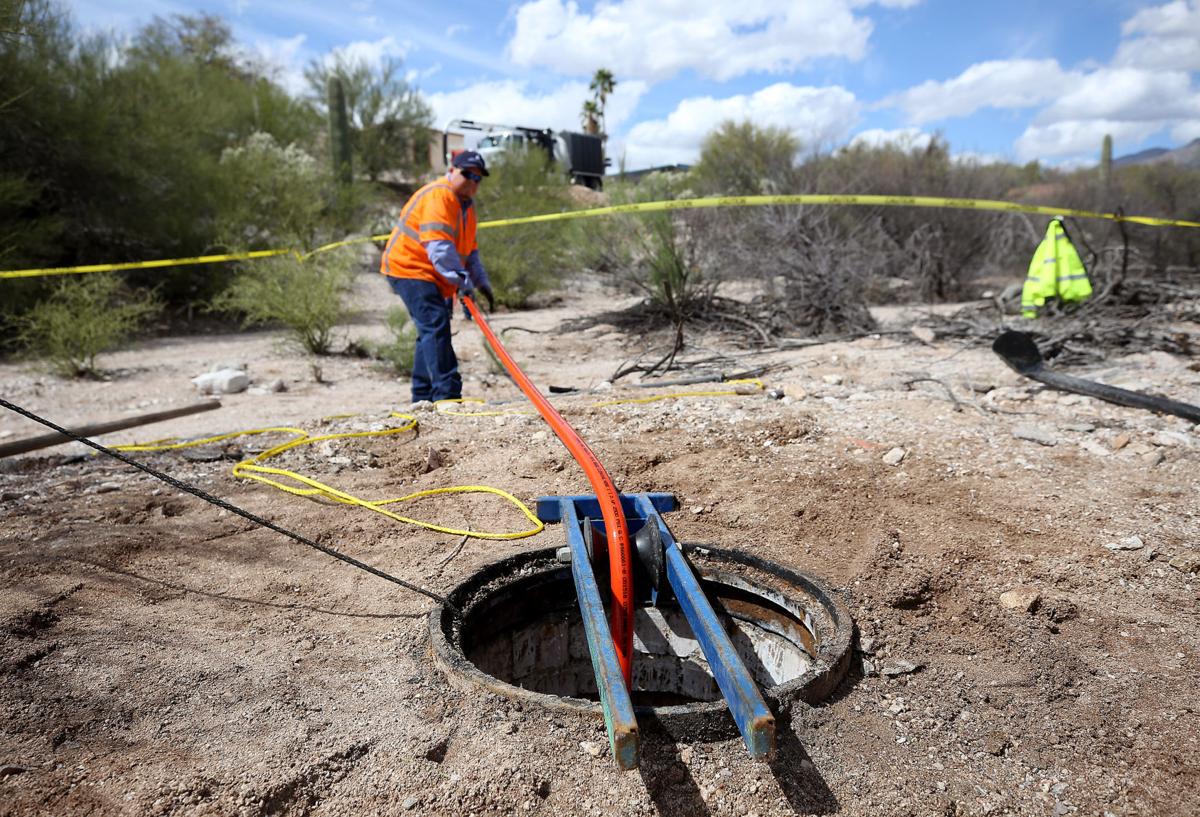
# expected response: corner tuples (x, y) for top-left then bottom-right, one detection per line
(445, 119), (607, 189)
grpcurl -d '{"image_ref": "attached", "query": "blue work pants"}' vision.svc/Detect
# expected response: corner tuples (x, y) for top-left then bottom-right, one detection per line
(387, 277), (462, 403)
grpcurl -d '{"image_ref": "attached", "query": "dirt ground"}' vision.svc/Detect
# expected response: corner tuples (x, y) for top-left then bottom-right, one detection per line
(1, 267), (1198, 817)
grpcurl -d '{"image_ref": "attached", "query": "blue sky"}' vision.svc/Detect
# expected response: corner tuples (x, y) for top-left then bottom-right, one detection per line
(68, 0), (1200, 170)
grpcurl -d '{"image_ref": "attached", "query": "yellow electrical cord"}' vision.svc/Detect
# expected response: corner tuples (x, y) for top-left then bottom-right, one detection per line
(113, 382), (767, 541)
(434, 397), (536, 417)
(113, 412), (545, 540)
(592, 378), (766, 407)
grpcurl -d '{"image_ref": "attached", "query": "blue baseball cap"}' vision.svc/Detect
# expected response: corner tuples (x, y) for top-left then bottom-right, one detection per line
(451, 150), (489, 176)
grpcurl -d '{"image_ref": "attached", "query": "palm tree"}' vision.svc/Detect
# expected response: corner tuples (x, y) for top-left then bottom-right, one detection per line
(580, 99), (600, 135)
(589, 68), (616, 134)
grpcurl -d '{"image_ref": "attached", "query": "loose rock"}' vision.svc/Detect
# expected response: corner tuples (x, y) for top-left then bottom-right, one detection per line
(999, 588), (1041, 613)
(882, 660), (922, 677)
(1169, 552), (1200, 574)
(911, 326), (936, 344)
(191, 369), (249, 395)
(1151, 431), (1189, 448)
(1105, 535), (1144, 551)
(1013, 426), (1058, 446)
(882, 447), (907, 466)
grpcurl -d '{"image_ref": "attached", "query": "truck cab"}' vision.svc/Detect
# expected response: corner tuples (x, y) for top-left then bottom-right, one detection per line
(447, 120), (607, 190)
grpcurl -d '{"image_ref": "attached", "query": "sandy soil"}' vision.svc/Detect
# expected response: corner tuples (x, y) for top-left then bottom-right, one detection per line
(1, 266), (1199, 817)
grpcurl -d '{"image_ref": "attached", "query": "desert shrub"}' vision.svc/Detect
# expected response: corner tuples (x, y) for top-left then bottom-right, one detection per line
(369, 305), (416, 375)
(473, 149), (576, 306)
(1053, 160), (1200, 291)
(804, 138), (1027, 301)
(0, 5), (323, 317)
(216, 132), (333, 249)
(210, 133), (360, 354)
(691, 120), (800, 195)
(211, 251), (354, 355)
(624, 174), (720, 318)
(16, 273), (160, 377)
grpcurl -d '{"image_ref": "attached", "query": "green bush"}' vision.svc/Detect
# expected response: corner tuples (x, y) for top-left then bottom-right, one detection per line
(0, 4), (328, 336)
(473, 150), (576, 306)
(216, 131), (333, 249)
(212, 251), (354, 355)
(16, 273), (160, 377)
(691, 119), (800, 195)
(210, 132), (361, 355)
(369, 306), (416, 375)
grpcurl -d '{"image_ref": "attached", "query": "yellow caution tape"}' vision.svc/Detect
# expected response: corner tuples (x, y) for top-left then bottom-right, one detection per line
(0, 248), (295, 280)
(8, 193), (1196, 281)
(473, 194), (1200, 231)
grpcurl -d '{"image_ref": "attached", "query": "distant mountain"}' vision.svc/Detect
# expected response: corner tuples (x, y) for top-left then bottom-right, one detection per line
(1113, 138), (1200, 168)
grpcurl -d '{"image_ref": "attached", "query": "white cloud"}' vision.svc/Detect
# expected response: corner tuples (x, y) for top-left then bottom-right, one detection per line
(1015, 66), (1200, 160)
(1015, 119), (1165, 163)
(506, 0), (881, 82)
(1036, 67), (1200, 124)
(619, 83), (860, 168)
(321, 35), (408, 69)
(1171, 120), (1200, 143)
(884, 59), (1070, 123)
(427, 79), (648, 136)
(848, 127), (933, 150)
(1115, 0), (1200, 72)
(445, 24), (468, 37)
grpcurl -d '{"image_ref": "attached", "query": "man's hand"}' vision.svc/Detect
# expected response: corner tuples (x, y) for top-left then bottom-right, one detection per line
(478, 285), (496, 312)
(446, 270), (473, 295)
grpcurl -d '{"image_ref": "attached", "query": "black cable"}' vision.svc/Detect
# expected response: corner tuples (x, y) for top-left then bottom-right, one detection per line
(0, 397), (458, 614)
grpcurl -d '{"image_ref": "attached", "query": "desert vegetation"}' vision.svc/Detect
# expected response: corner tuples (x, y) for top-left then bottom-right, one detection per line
(2, 0), (1198, 376)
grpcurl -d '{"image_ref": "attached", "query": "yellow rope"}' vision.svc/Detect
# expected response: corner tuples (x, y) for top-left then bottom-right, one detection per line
(113, 412), (544, 540)
(592, 378), (766, 407)
(112, 382), (767, 541)
(434, 397), (536, 417)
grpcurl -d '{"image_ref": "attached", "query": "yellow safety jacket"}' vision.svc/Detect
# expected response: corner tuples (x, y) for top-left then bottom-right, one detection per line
(1021, 218), (1092, 318)
(380, 179), (478, 299)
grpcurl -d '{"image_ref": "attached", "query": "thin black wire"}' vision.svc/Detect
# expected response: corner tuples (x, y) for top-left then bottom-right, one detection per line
(0, 397), (458, 614)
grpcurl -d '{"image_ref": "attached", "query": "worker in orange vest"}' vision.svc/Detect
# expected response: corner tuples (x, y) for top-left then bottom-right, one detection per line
(380, 151), (496, 403)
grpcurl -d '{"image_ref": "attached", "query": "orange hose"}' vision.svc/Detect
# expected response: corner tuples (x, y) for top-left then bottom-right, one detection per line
(462, 295), (634, 687)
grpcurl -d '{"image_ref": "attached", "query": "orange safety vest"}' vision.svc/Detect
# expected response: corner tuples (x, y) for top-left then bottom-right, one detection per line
(380, 179), (478, 298)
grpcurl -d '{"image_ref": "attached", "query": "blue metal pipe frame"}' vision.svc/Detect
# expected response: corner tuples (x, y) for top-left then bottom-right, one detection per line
(557, 498), (639, 770)
(538, 492), (775, 763)
(632, 494), (777, 758)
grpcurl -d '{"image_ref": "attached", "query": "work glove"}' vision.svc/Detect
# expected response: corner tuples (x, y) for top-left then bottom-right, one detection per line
(445, 270), (473, 295)
(478, 285), (496, 312)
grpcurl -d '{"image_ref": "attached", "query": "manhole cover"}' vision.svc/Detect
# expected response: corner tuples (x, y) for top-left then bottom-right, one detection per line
(431, 546), (853, 739)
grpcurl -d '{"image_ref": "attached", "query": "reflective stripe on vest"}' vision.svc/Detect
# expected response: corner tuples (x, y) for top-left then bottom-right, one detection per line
(419, 221), (459, 238)
(382, 182), (454, 265)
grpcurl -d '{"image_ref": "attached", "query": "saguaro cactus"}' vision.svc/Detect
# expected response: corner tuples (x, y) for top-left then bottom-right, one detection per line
(327, 76), (352, 186)
(1100, 133), (1113, 190)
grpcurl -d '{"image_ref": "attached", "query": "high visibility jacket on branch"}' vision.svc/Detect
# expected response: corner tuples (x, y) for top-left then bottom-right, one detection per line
(380, 180), (478, 298)
(1021, 218), (1093, 318)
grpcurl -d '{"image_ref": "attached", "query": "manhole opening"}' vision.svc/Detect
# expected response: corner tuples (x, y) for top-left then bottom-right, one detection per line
(463, 573), (818, 706)
(434, 547), (853, 722)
